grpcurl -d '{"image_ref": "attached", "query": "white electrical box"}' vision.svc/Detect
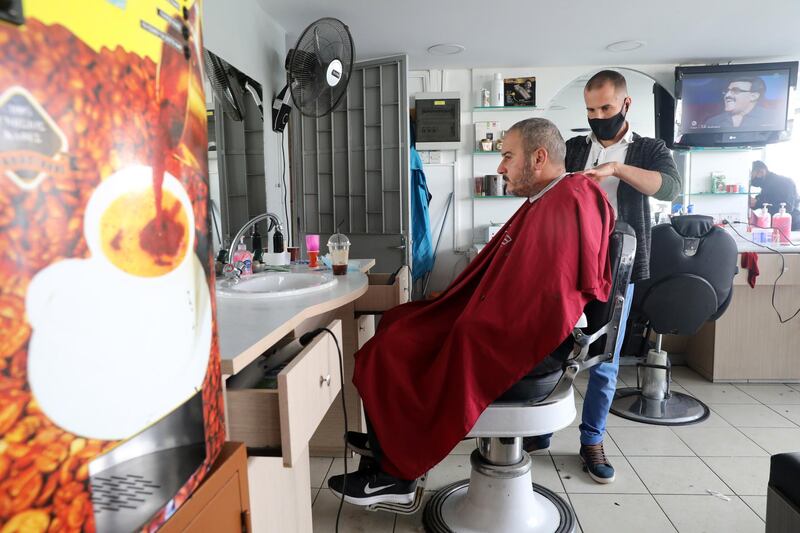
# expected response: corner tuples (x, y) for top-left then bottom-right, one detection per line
(415, 92), (461, 151)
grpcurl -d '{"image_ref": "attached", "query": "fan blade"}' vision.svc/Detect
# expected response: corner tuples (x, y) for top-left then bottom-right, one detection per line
(313, 27), (323, 66)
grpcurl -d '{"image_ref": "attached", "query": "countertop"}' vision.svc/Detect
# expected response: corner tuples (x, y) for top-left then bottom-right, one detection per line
(216, 259), (374, 375)
(724, 228), (800, 254)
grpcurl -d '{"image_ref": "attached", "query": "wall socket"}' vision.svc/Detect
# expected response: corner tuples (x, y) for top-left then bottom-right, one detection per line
(429, 151), (442, 164)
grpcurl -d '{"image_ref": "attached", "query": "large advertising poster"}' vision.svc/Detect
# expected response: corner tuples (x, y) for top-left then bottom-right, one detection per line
(0, 1), (224, 531)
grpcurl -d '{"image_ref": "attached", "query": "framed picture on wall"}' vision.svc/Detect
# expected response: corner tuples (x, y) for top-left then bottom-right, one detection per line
(504, 76), (536, 106)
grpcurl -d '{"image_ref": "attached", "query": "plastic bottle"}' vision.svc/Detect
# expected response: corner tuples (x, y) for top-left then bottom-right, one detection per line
(773, 203), (792, 244)
(491, 73), (504, 107)
(756, 203), (772, 230)
(231, 237), (252, 276)
(273, 225), (284, 253)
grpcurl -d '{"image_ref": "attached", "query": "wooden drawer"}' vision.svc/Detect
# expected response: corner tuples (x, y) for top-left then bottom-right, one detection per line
(734, 253), (800, 286)
(354, 265), (410, 312)
(227, 320), (342, 466)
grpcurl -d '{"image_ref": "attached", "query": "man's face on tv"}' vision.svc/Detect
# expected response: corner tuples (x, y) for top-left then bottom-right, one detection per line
(723, 81), (760, 114)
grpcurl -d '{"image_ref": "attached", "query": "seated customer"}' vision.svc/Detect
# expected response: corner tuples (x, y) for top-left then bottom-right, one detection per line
(328, 118), (615, 505)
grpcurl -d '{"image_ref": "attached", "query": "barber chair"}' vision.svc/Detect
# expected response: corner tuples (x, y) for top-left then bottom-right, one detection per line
(368, 223), (636, 532)
(610, 215), (738, 425)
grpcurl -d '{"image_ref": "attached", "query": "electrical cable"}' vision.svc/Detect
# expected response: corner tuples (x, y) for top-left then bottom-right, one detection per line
(299, 327), (347, 533)
(724, 220), (800, 323)
(279, 130), (291, 245)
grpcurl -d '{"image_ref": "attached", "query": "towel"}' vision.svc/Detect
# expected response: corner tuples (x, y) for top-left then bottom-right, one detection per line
(740, 252), (759, 288)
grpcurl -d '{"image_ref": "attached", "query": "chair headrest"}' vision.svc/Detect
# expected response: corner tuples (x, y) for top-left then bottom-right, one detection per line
(671, 215), (714, 238)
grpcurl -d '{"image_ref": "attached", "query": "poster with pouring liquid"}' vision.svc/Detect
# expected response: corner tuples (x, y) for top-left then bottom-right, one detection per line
(0, 1), (224, 531)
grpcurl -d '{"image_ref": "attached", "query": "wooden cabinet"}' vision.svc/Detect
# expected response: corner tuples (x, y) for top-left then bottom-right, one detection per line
(687, 253), (800, 381)
(160, 442), (250, 533)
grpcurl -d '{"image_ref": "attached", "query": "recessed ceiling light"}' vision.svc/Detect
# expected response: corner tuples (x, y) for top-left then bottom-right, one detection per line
(606, 40), (645, 52)
(427, 43), (465, 56)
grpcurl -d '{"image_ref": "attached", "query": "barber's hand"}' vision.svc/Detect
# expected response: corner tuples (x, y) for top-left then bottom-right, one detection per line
(584, 162), (619, 183)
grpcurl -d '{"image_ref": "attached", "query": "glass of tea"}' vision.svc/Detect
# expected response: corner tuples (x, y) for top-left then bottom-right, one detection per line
(327, 233), (351, 275)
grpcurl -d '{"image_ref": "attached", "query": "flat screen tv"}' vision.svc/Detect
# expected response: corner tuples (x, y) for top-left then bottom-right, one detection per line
(674, 61), (798, 148)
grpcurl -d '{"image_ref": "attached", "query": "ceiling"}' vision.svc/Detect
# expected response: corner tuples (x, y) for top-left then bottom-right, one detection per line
(257, 0), (800, 69)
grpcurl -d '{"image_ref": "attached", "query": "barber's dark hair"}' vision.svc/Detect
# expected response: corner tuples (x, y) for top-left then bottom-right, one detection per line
(732, 77), (767, 99)
(752, 160), (768, 172)
(507, 118), (566, 165)
(585, 70), (628, 94)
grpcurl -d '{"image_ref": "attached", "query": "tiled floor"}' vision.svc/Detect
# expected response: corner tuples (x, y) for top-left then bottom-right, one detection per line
(311, 366), (796, 532)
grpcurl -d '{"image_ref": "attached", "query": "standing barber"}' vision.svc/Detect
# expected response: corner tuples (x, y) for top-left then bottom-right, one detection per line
(525, 70), (681, 484)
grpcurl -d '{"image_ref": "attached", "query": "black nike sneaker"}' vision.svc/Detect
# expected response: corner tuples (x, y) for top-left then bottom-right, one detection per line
(346, 431), (373, 457)
(328, 469), (417, 506)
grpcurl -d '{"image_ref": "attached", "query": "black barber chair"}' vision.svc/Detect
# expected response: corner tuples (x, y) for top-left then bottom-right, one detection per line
(611, 215), (738, 425)
(411, 223), (636, 533)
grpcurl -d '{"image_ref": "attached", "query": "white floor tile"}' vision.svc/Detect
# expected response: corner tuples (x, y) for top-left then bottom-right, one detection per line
(655, 494), (765, 533)
(606, 427), (694, 456)
(552, 455), (648, 494)
(702, 457), (771, 496)
(311, 489), (395, 533)
(531, 454), (566, 494)
(740, 495), (768, 521)
(689, 408), (733, 428)
(627, 456), (733, 495)
(448, 438), (477, 455)
(711, 403), (797, 428)
(738, 427), (800, 454)
(310, 457), (333, 488)
(672, 427), (768, 457)
(769, 404), (800, 426)
(548, 427), (623, 456)
(680, 383), (760, 405)
(569, 494), (677, 533)
(787, 383), (800, 392)
(425, 454), (471, 491)
(735, 384), (800, 404)
(670, 366), (711, 386)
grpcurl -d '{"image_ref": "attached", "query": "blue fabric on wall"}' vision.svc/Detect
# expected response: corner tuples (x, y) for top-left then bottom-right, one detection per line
(411, 148), (434, 281)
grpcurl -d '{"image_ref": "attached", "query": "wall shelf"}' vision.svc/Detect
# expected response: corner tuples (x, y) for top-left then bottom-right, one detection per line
(688, 192), (750, 196)
(473, 106), (543, 112)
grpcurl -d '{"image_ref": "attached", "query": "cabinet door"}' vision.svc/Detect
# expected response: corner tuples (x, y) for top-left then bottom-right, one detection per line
(184, 475), (248, 533)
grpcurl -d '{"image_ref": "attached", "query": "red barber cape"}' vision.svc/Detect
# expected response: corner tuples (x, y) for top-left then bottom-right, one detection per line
(353, 173), (614, 480)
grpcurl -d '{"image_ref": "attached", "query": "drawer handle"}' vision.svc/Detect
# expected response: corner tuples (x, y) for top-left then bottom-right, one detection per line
(320, 374), (332, 387)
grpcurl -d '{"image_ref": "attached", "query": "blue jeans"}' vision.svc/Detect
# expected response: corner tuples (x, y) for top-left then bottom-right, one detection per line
(578, 283), (635, 446)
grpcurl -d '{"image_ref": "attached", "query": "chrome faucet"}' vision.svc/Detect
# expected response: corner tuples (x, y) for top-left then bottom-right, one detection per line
(224, 212), (283, 281)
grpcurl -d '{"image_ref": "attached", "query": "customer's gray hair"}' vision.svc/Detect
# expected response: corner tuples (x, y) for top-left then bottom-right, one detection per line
(507, 118), (566, 165)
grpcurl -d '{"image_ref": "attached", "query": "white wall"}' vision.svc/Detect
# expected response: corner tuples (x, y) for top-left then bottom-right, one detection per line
(411, 64), (675, 292)
(203, 0), (292, 245)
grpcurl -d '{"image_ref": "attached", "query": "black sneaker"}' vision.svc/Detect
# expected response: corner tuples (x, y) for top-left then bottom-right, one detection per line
(580, 442), (615, 484)
(328, 469), (417, 506)
(522, 434), (551, 453)
(346, 431), (373, 457)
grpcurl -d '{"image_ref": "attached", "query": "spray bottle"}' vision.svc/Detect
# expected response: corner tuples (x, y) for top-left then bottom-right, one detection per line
(773, 203), (792, 244)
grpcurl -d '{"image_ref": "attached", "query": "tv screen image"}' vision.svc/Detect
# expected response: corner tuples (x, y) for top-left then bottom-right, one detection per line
(679, 70), (790, 134)
(674, 62), (798, 147)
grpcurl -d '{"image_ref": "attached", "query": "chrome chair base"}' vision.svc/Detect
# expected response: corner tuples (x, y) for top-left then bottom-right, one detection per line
(611, 388), (710, 426)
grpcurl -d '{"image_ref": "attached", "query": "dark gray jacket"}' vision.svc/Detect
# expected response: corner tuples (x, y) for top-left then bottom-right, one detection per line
(565, 133), (682, 281)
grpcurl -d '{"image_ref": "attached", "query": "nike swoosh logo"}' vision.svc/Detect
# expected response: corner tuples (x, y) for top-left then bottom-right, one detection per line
(363, 482), (394, 495)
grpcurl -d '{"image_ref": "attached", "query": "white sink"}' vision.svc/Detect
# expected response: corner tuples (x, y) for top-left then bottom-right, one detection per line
(217, 271), (338, 299)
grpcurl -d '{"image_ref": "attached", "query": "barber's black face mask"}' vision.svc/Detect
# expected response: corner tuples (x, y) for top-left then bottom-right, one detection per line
(589, 101), (628, 141)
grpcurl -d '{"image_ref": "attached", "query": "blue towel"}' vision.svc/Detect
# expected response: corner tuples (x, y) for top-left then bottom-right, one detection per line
(411, 148), (434, 281)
